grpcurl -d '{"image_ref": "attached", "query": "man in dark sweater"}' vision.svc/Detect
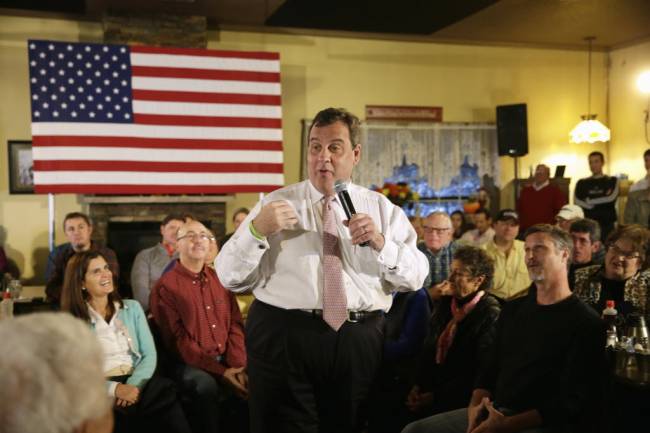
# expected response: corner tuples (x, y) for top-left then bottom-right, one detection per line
(568, 218), (603, 290)
(575, 151), (619, 240)
(402, 224), (605, 433)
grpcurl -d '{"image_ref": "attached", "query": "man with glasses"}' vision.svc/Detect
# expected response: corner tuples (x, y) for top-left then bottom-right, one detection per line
(418, 212), (457, 301)
(150, 220), (247, 433)
(574, 224), (650, 320)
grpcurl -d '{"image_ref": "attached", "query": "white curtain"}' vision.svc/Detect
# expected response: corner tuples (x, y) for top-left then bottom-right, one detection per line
(301, 120), (499, 193)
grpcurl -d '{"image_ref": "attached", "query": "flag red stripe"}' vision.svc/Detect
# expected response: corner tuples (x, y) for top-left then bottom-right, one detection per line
(131, 45), (280, 61)
(132, 66), (280, 82)
(32, 136), (283, 151)
(34, 184), (283, 194)
(132, 89), (282, 105)
(133, 114), (282, 128)
(34, 160), (284, 173)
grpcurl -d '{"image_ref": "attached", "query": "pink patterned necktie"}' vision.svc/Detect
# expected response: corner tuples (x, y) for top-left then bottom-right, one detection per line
(322, 195), (348, 331)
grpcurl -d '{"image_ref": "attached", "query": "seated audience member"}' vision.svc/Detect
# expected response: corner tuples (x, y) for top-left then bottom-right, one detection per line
(402, 224), (605, 433)
(131, 213), (185, 311)
(568, 218), (602, 289)
(450, 210), (473, 240)
(400, 247), (500, 432)
(205, 229), (219, 269)
(45, 212), (119, 304)
(482, 209), (530, 302)
(517, 164), (567, 232)
(218, 207), (249, 248)
(150, 220), (247, 433)
(555, 204), (584, 232)
(61, 251), (191, 433)
(574, 224), (650, 321)
(368, 286), (431, 433)
(0, 312), (113, 433)
(409, 215), (425, 242)
(459, 208), (494, 248)
(418, 212), (457, 300)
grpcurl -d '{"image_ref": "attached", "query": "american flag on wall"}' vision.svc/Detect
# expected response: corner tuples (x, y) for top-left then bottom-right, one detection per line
(27, 39), (284, 194)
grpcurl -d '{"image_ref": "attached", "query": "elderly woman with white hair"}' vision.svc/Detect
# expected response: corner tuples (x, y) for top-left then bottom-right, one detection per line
(0, 312), (113, 433)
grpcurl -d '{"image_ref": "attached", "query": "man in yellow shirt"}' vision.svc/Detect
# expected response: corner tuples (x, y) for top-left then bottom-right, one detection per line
(482, 209), (531, 302)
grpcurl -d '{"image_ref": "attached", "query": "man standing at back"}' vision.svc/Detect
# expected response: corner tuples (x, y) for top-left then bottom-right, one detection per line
(517, 164), (567, 233)
(217, 107), (428, 433)
(402, 224), (605, 433)
(575, 151), (619, 240)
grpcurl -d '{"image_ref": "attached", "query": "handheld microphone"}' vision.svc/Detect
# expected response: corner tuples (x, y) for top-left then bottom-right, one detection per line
(334, 179), (369, 247)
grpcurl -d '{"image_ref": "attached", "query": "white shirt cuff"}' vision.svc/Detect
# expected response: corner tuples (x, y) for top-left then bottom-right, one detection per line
(377, 239), (399, 270)
(108, 381), (119, 397)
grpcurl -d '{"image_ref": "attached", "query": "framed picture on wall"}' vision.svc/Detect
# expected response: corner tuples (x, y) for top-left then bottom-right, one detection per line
(8, 140), (34, 194)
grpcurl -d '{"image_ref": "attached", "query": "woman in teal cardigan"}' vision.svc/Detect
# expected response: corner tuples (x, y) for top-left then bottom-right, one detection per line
(61, 250), (190, 433)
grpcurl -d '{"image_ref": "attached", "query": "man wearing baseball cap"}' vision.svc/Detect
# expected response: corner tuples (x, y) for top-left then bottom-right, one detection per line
(555, 204), (584, 232)
(482, 209), (531, 302)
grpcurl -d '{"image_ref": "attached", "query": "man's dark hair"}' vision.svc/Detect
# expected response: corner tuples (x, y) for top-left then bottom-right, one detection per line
(524, 224), (574, 260)
(63, 212), (91, 229)
(644, 149), (650, 159)
(453, 246), (494, 292)
(474, 208), (491, 220)
(588, 151), (605, 163)
(309, 107), (361, 148)
(161, 213), (186, 227)
(232, 207), (250, 222)
(569, 218), (601, 243)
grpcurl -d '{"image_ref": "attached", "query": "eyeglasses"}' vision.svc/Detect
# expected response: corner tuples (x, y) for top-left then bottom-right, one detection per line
(423, 226), (451, 235)
(448, 269), (474, 280)
(607, 244), (640, 260)
(177, 232), (214, 242)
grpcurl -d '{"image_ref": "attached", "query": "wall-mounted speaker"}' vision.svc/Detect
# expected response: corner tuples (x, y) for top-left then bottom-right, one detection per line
(496, 103), (528, 157)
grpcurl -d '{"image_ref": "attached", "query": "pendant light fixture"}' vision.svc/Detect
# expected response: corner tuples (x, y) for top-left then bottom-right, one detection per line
(569, 36), (611, 144)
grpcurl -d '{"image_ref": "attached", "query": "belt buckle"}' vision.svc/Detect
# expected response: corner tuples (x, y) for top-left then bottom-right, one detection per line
(347, 311), (359, 323)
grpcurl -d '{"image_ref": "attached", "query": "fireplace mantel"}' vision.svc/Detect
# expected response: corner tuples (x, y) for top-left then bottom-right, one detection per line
(79, 195), (233, 204)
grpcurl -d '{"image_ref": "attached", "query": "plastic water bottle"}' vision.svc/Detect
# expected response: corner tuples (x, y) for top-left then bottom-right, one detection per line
(0, 289), (13, 320)
(602, 300), (618, 348)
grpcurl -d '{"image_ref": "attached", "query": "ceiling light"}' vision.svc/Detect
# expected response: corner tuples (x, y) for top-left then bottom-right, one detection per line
(638, 71), (650, 94)
(569, 37), (610, 144)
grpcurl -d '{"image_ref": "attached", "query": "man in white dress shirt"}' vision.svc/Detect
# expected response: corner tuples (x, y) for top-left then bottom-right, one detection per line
(217, 107), (428, 433)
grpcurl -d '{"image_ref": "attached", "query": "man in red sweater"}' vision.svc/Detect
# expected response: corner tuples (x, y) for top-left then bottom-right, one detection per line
(517, 164), (567, 233)
(151, 219), (247, 433)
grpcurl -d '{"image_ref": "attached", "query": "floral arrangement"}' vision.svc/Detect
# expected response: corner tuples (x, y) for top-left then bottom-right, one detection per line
(374, 182), (419, 208)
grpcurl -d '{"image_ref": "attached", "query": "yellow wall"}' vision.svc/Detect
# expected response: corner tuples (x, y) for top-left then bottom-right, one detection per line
(1, 14), (611, 281)
(609, 40), (650, 179)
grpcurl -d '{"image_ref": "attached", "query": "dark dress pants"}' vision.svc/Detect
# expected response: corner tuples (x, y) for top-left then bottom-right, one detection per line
(111, 374), (191, 433)
(172, 363), (249, 433)
(246, 300), (384, 433)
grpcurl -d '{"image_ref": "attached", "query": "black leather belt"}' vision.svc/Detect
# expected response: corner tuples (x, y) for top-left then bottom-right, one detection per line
(300, 309), (384, 323)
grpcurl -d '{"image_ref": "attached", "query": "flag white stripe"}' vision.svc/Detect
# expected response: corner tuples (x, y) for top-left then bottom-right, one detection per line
(132, 100), (282, 118)
(32, 123), (282, 141)
(130, 53), (280, 73)
(33, 147), (283, 163)
(131, 76), (281, 95)
(34, 171), (284, 185)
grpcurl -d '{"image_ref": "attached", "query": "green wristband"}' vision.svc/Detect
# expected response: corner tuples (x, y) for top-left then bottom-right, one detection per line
(249, 221), (266, 241)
